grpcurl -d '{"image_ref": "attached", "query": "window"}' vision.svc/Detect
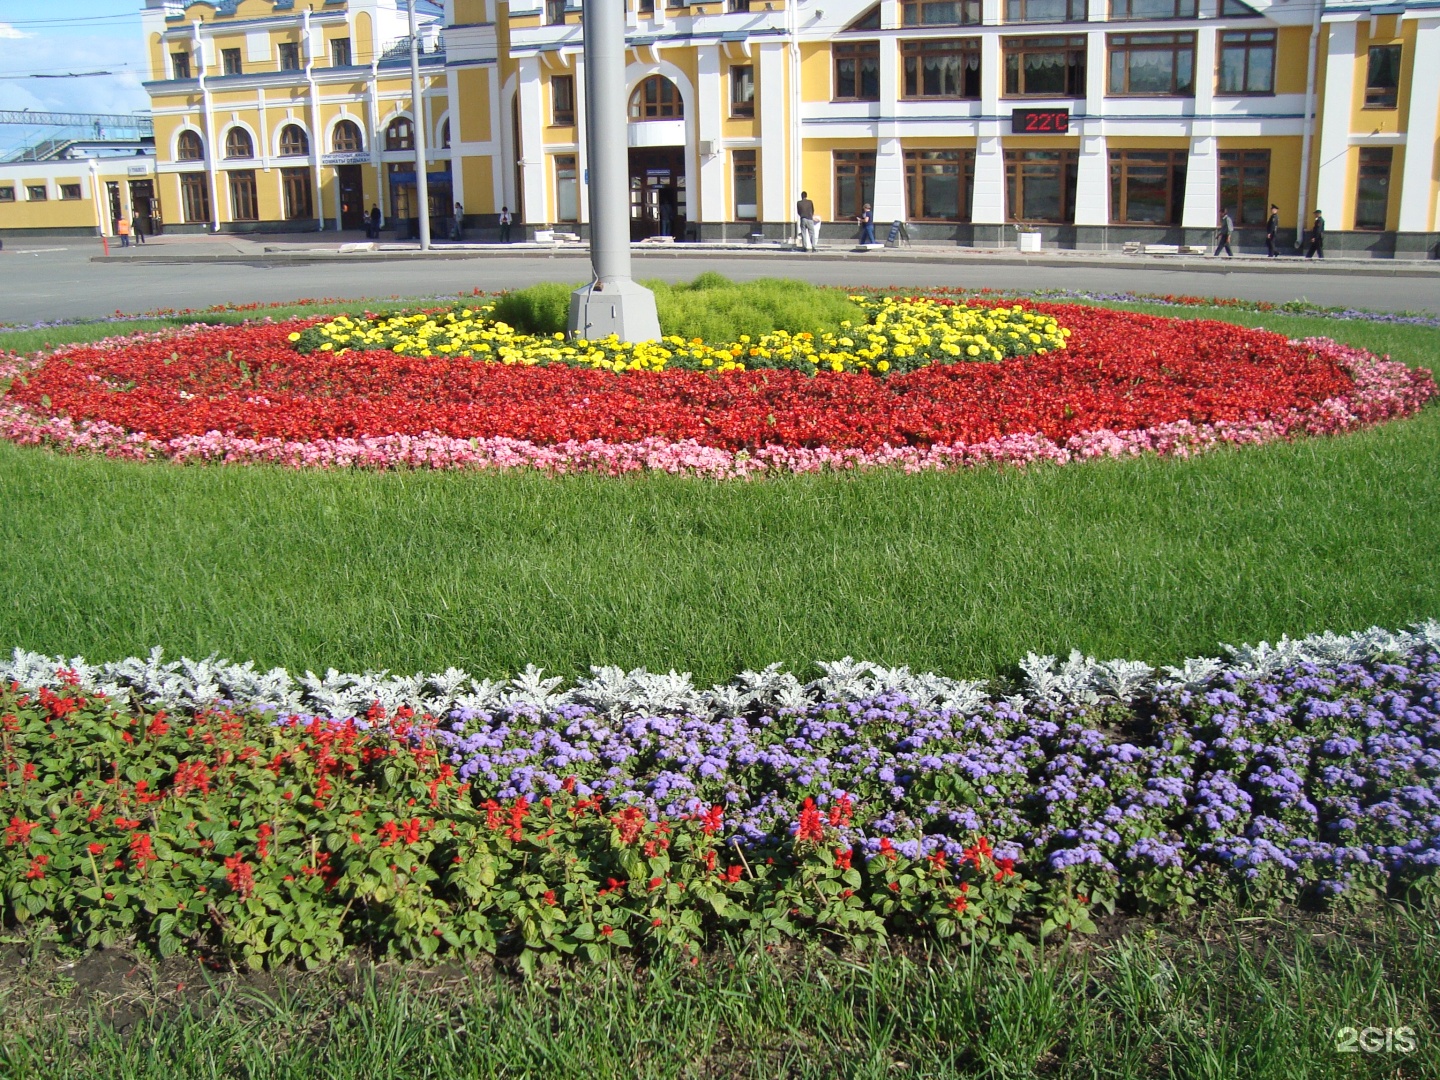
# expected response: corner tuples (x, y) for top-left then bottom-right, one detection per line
(555, 154), (579, 222)
(1004, 36), (1086, 96)
(834, 42), (881, 101)
(733, 149), (758, 219)
(1354, 147), (1392, 229)
(905, 149), (973, 221)
(60, 184), (82, 200)
(177, 130), (205, 161)
(1109, 149), (1186, 224)
(26, 184), (47, 202)
(0, 186), (13, 202)
(278, 124), (309, 156)
(224, 128), (254, 160)
(1218, 30), (1274, 95)
(638, 0), (654, 12)
(386, 117), (415, 151)
(181, 173), (211, 223)
(282, 167), (313, 219)
(279, 41), (301, 71)
(629, 76), (683, 119)
(552, 75), (576, 125)
(901, 0), (980, 26)
(727, 0), (753, 11)
(221, 48), (242, 75)
(440, 119), (451, 149)
(1108, 33), (1194, 95)
(1218, 149), (1269, 225)
(730, 65), (755, 118)
(844, 4), (880, 28)
(1005, 0), (1086, 24)
(171, 51), (191, 79)
(229, 170), (258, 221)
(834, 150), (876, 219)
(1109, 0), (1195, 18)
(331, 38), (352, 67)
(1364, 45), (1401, 109)
(332, 119), (364, 152)
(546, 0), (567, 23)
(902, 39), (982, 99)
(1004, 148), (1078, 221)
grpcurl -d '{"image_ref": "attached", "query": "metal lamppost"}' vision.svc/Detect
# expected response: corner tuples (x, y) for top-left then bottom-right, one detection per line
(407, 0), (431, 250)
(567, 0), (660, 343)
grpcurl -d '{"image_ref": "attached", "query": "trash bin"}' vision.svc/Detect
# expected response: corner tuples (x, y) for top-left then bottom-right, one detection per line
(1017, 231), (1042, 253)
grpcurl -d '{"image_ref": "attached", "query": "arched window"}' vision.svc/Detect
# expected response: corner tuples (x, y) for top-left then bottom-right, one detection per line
(385, 116), (414, 151)
(224, 127), (254, 160)
(176, 130), (205, 161)
(278, 124), (309, 157)
(439, 118), (450, 150)
(629, 76), (683, 120)
(332, 119), (364, 152)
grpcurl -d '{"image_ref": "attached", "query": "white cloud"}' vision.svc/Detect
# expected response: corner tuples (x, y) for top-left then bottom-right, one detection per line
(0, 23), (32, 39)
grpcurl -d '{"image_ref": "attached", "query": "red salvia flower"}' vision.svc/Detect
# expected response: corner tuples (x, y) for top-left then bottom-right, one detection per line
(795, 798), (824, 844)
(224, 854), (255, 899)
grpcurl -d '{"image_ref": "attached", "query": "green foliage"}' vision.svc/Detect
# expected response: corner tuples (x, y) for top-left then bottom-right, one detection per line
(486, 274), (866, 341)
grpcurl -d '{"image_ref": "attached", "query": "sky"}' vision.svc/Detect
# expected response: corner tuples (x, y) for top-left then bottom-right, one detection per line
(0, 1), (151, 156)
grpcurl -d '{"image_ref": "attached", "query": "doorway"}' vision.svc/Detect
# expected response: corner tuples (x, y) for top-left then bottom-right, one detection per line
(628, 147), (686, 241)
(337, 164), (365, 229)
(129, 179), (158, 237)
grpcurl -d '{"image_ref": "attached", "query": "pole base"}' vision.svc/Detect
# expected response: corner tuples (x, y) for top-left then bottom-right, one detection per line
(568, 278), (662, 344)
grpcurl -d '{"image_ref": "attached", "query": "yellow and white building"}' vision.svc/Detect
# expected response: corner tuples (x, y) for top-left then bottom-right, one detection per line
(1, 0), (1436, 256)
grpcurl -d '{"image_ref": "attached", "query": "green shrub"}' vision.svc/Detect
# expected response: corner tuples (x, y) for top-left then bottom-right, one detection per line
(489, 275), (866, 341)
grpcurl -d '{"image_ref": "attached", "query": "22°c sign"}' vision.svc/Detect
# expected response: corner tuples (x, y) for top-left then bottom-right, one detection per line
(1011, 108), (1070, 134)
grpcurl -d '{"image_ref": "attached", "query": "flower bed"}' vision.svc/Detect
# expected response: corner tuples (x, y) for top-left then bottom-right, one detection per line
(2, 297), (1430, 475)
(3, 625), (1436, 969)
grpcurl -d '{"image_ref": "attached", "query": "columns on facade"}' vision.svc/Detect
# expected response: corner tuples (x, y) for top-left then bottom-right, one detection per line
(1181, 134), (1219, 229)
(517, 56), (548, 224)
(1314, 18), (1357, 225)
(758, 42), (786, 224)
(573, 52), (589, 225)
(1398, 17), (1440, 234)
(1074, 130), (1108, 227)
(972, 134), (1005, 226)
(697, 45), (726, 224)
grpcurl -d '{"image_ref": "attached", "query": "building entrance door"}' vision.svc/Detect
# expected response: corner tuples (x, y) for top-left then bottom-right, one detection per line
(337, 164), (365, 229)
(628, 147), (686, 241)
(129, 180), (158, 238)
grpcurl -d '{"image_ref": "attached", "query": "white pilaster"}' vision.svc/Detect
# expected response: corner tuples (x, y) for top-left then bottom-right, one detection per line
(972, 134), (1005, 224)
(1398, 18), (1440, 233)
(873, 135), (905, 224)
(980, 35), (1001, 118)
(1181, 134), (1219, 228)
(1315, 19), (1358, 223)
(574, 53), (588, 224)
(489, 66), (506, 213)
(1192, 27), (1215, 120)
(517, 56), (548, 223)
(1074, 132), (1108, 226)
(697, 45), (725, 223)
(759, 42), (786, 222)
(1085, 30), (1106, 110)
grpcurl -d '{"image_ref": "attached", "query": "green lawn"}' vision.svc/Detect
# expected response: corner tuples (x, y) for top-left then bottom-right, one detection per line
(1, 305), (1436, 682)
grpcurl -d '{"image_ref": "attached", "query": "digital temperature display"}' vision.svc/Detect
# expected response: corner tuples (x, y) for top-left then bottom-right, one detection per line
(1011, 108), (1070, 134)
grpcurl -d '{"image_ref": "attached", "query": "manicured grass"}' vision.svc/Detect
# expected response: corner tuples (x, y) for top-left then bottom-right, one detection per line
(0, 306), (1436, 682)
(3, 903), (1435, 1079)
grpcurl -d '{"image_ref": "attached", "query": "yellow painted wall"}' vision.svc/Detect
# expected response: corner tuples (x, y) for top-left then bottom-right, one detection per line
(354, 12), (375, 64)
(456, 69), (493, 143)
(0, 181), (96, 230)
(1104, 136), (1187, 150)
(1217, 135), (1301, 229)
(1274, 27), (1310, 97)
(454, 1), (488, 24)
(722, 57), (759, 139)
(542, 67), (577, 144)
(799, 42), (829, 102)
(462, 155), (495, 213)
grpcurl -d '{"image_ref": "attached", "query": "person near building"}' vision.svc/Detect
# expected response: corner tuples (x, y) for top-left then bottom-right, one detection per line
(1305, 210), (1325, 259)
(1213, 207), (1234, 258)
(451, 202), (465, 241)
(498, 205), (513, 243)
(134, 219), (145, 244)
(116, 216), (131, 248)
(857, 203), (875, 246)
(1265, 204), (1280, 258)
(368, 204), (381, 240)
(796, 190), (817, 252)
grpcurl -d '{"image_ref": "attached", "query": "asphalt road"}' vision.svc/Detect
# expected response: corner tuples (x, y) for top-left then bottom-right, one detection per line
(2, 239), (1438, 322)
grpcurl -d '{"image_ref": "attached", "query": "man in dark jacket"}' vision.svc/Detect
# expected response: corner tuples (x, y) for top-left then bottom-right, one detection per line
(1265, 204), (1280, 258)
(1213, 207), (1234, 257)
(796, 190), (817, 251)
(1305, 209), (1324, 259)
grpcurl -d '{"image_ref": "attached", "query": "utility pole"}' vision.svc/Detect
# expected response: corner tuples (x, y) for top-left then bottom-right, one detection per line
(407, 0), (431, 250)
(567, 0), (660, 343)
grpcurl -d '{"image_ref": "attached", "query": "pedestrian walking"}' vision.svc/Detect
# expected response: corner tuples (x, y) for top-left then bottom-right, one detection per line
(796, 190), (818, 251)
(1305, 209), (1324, 259)
(498, 205), (512, 243)
(1265, 204), (1280, 258)
(133, 219), (145, 245)
(368, 204), (381, 239)
(116, 216), (131, 248)
(1213, 207), (1234, 257)
(857, 203), (875, 246)
(451, 202), (465, 241)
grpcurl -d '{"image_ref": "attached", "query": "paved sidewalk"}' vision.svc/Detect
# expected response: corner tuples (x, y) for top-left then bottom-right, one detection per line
(91, 230), (1440, 278)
